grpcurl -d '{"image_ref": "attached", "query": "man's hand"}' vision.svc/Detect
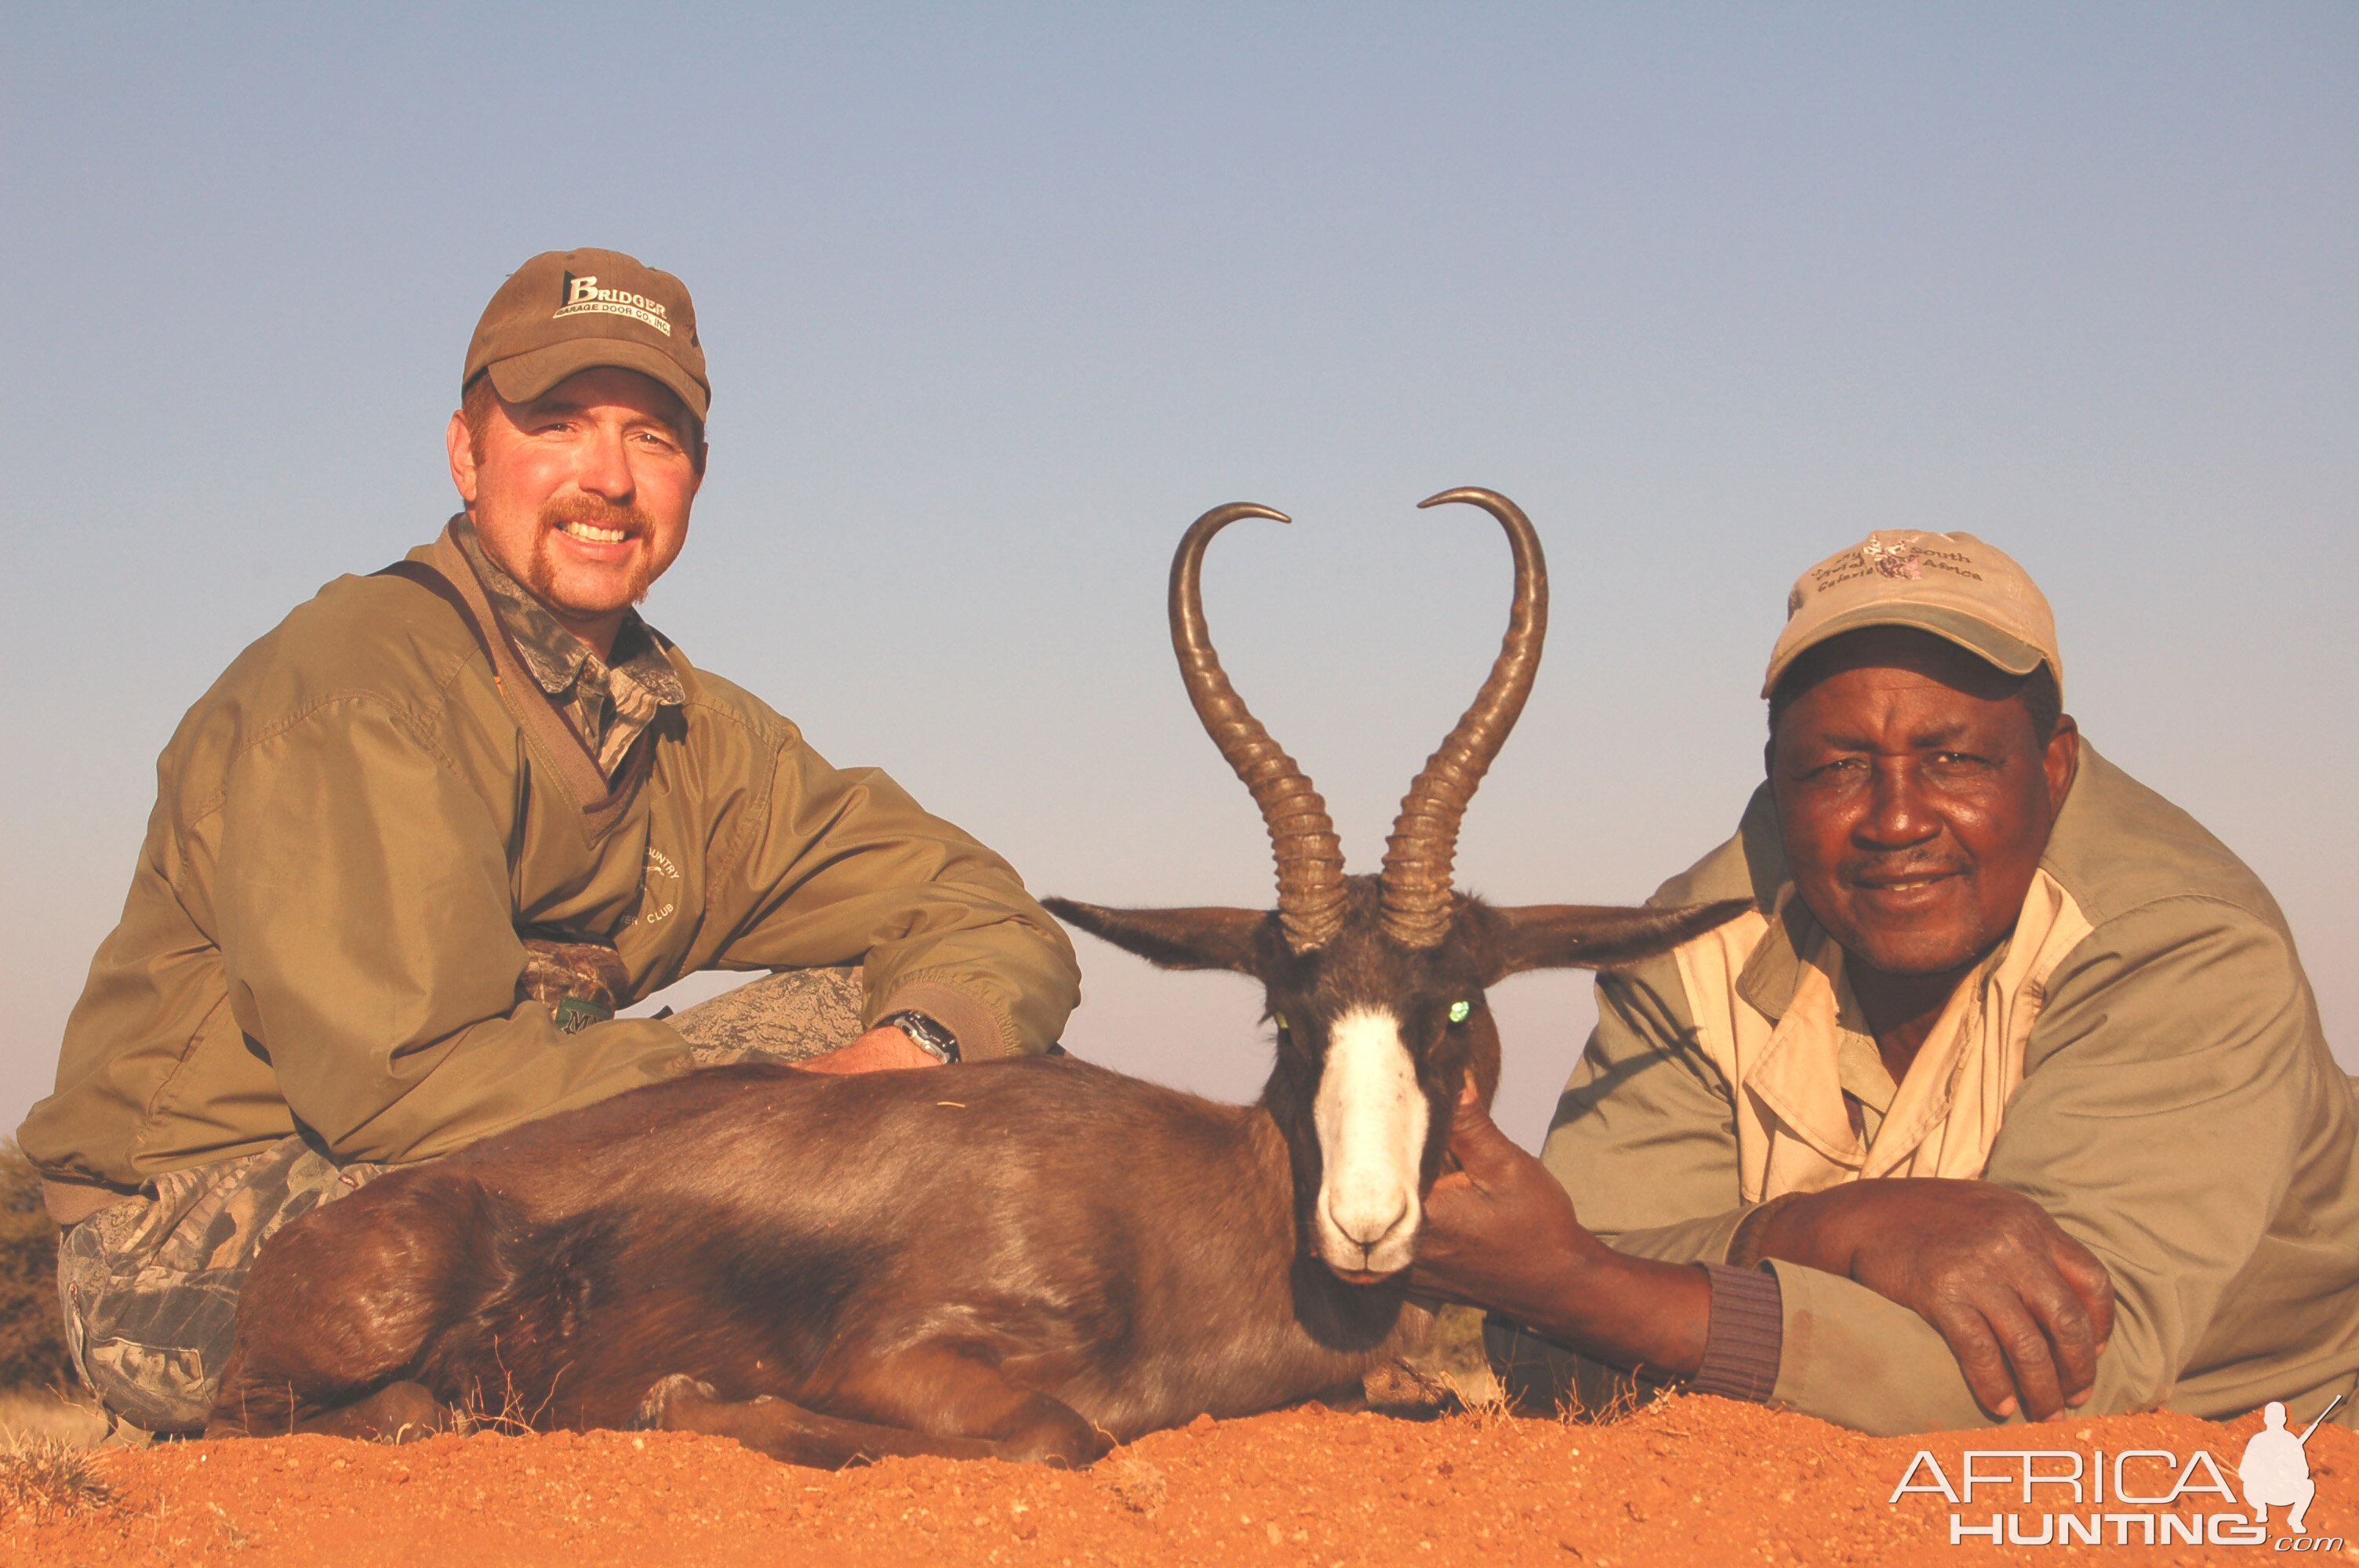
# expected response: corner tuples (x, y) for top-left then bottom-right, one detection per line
(796, 1025), (943, 1075)
(1754, 1178), (2114, 1421)
(1406, 1083), (1710, 1377)
(1405, 1083), (1596, 1319)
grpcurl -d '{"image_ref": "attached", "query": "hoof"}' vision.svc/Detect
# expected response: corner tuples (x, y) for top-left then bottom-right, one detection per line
(371, 1381), (452, 1443)
(995, 1414), (1116, 1468)
(633, 1374), (718, 1430)
(249, 1380), (453, 1444)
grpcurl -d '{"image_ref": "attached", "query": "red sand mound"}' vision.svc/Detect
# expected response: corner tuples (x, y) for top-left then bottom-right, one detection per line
(7, 1396), (2356, 1566)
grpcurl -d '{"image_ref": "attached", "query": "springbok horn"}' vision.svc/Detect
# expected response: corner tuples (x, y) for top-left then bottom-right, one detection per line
(1378, 488), (1549, 949)
(1171, 503), (1350, 953)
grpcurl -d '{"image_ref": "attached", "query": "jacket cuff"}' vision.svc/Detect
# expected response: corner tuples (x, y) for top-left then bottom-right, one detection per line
(878, 979), (1012, 1061)
(1690, 1261), (1783, 1402)
(42, 1178), (138, 1228)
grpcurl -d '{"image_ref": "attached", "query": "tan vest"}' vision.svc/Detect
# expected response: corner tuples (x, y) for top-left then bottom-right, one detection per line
(1673, 871), (2095, 1203)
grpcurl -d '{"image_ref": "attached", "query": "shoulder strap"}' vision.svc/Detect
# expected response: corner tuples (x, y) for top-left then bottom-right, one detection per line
(373, 557), (494, 662)
(373, 528), (653, 842)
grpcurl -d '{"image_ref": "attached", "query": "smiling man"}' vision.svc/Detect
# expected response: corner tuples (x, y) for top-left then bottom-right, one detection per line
(1410, 530), (2359, 1435)
(20, 249), (1080, 1436)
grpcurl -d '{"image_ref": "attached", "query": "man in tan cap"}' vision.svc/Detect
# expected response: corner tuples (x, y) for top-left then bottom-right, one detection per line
(18, 249), (1081, 1435)
(1408, 531), (2359, 1434)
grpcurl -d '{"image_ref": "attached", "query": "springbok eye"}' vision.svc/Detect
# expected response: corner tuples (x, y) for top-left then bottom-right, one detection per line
(1448, 1000), (1473, 1025)
(1274, 1011), (1291, 1033)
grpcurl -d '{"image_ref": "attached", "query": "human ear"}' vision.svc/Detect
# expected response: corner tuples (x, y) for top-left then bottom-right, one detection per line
(2044, 717), (2081, 815)
(446, 411), (479, 506)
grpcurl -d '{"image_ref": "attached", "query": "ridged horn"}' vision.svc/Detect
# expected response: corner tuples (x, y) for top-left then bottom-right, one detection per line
(1378, 488), (1549, 948)
(1171, 503), (1350, 953)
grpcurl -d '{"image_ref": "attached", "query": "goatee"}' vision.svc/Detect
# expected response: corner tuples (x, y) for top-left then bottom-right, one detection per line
(527, 494), (660, 615)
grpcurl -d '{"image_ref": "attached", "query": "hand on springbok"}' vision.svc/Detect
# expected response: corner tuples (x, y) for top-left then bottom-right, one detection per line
(794, 1023), (944, 1075)
(1405, 1078), (1714, 1378)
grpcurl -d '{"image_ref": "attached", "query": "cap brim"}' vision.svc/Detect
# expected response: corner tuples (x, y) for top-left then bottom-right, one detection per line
(485, 339), (710, 421)
(1761, 604), (2050, 699)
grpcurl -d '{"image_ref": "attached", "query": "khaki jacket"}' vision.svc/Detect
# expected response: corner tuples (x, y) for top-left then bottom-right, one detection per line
(1543, 744), (2359, 1433)
(22, 532), (1081, 1196)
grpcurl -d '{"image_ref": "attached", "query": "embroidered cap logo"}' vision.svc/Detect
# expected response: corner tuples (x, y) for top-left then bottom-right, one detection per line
(1859, 532), (1924, 580)
(555, 272), (674, 337)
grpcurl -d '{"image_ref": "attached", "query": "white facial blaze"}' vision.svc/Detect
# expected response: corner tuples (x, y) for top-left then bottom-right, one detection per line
(1312, 1007), (1430, 1276)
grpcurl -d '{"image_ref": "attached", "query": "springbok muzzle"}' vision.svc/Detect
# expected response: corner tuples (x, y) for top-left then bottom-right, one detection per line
(1311, 1007), (1430, 1278)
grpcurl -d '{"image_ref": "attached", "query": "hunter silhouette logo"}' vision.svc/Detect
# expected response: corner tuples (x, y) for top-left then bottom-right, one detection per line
(554, 273), (673, 336)
(2240, 1396), (2341, 1536)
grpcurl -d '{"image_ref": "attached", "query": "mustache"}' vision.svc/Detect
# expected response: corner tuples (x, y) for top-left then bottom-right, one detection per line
(1844, 853), (1969, 883)
(537, 494), (657, 535)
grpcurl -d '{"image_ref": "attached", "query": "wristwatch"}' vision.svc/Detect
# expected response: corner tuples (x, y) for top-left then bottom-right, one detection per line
(879, 1009), (961, 1065)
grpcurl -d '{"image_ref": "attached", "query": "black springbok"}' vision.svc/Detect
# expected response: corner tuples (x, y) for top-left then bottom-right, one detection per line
(205, 488), (1743, 1467)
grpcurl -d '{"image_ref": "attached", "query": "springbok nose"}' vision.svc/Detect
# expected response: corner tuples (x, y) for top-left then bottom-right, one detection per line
(1327, 1192), (1412, 1251)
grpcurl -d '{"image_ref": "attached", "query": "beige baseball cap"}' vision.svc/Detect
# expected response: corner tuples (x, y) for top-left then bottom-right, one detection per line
(463, 248), (709, 419)
(1763, 530), (2063, 701)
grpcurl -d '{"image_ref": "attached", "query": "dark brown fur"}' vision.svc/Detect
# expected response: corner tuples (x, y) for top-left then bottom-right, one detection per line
(204, 880), (1743, 1465)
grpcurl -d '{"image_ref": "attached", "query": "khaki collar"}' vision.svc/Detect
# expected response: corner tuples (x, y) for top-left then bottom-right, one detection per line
(1735, 886), (1819, 1023)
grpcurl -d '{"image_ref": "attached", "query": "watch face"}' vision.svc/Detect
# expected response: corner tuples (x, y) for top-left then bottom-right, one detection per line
(887, 1011), (958, 1062)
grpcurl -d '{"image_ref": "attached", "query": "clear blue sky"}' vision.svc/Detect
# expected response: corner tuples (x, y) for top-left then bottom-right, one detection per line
(5, 4), (2352, 1152)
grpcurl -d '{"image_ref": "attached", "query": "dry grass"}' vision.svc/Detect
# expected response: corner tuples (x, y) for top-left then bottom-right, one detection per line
(1558, 1374), (1677, 1427)
(452, 1373), (542, 1439)
(0, 1429), (115, 1519)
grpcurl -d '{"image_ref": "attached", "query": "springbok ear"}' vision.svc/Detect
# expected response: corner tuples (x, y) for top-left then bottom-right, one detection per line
(1043, 898), (1275, 978)
(1479, 898), (1754, 979)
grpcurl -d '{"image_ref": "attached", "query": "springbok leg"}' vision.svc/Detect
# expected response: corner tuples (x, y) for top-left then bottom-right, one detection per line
(637, 1376), (1004, 1467)
(205, 1171), (486, 1440)
(813, 1344), (1114, 1467)
(640, 1338), (1116, 1470)
(204, 1367), (453, 1442)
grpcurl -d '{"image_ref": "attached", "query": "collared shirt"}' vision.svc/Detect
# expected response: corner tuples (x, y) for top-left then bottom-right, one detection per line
(1535, 745), (2359, 1432)
(1665, 870), (2091, 1203)
(449, 516), (685, 777)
